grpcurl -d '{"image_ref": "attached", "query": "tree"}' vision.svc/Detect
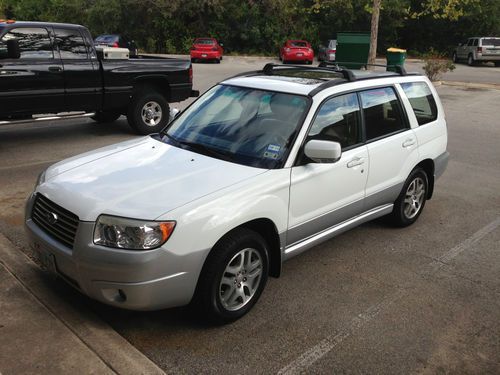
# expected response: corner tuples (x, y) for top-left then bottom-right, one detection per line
(368, 0), (381, 67)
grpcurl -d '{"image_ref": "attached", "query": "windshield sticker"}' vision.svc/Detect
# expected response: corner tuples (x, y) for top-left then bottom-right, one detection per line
(263, 144), (281, 159)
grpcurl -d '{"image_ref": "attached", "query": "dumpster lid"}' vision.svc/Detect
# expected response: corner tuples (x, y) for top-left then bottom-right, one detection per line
(387, 47), (406, 53)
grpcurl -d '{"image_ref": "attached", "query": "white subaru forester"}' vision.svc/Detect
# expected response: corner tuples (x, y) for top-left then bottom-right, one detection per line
(26, 64), (449, 323)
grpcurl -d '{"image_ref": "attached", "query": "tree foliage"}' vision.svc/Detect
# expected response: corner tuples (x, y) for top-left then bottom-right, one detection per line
(1, 0), (498, 55)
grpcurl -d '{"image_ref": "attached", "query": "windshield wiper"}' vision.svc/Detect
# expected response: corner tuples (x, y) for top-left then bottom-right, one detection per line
(178, 139), (235, 162)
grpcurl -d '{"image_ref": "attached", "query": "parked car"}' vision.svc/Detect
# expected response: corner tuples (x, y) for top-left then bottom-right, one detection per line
(279, 40), (314, 64)
(95, 34), (138, 57)
(318, 39), (337, 62)
(452, 37), (500, 66)
(26, 63), (448, 323)
(190, 38), (223, 63)
(0, 20), (197, 134)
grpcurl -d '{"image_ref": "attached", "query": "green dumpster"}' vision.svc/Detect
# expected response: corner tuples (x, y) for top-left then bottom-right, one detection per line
(335, 32), (371, 69)
(386, 47), (406, 71)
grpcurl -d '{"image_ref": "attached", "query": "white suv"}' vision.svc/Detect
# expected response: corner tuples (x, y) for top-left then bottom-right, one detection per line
(452, 37), (500, 66)
(25, 64), (449, 323)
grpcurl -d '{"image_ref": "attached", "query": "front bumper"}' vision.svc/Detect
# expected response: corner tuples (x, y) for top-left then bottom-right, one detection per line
(24, 194), (199, 311)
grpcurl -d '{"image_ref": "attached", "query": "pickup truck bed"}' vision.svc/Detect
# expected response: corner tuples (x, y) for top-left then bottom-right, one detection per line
(0, 21), (197, 134)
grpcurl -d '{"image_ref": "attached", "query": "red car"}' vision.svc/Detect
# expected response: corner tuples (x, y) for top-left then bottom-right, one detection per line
(190, 38), (224, 63)
(279, 40), (314, 64)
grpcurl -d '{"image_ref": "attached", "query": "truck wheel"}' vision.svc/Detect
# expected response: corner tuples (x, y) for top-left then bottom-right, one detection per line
(91, 111), (121, 123)
(127, 90), (170, 135)
(192, 228), (269, 324)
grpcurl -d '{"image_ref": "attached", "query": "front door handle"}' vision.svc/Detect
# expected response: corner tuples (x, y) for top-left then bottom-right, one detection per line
(347, 157), (364, 168)
(48, 66), (62, 72)
(402, 138), (416, 148)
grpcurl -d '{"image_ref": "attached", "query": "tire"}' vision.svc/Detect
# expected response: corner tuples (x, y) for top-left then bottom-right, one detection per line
(467, 54), (475, 66)
(91, 111), (121, 123)
(192, 228), (269, 324)
(389, 168), (428, 227)
(215, 58), (221, 64)
(127, 89), (170, 135)
(307, 59), (313, 65)
(220, 56), (223, 61)
(452, 52), (458, 63)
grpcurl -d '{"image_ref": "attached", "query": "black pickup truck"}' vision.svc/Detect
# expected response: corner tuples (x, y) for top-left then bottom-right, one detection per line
(0, 21), (197, 134)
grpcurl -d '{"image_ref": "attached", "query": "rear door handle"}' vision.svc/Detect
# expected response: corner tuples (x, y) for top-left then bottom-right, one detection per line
(402, 138), (416, 148)
(48, 66), (62, 72)
(347, 157), (364, 168)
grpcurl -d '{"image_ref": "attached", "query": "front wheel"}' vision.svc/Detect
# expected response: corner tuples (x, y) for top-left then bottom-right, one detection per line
(390, 168), (428, 227)
(192, 228), (269, 324)
(127, 89), (170, 135)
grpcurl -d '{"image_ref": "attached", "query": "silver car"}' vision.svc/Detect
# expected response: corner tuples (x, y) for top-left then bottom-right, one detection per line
(453, 37), (500, 66)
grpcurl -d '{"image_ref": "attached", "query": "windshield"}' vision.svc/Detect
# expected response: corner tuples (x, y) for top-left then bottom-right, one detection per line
(162, 85), (309, 169)
(290, 41), (307, 47)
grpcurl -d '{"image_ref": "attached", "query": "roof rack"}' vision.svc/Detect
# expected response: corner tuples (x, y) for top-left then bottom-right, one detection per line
(261, 63), (355, 81)
(318, 61), (408, 76)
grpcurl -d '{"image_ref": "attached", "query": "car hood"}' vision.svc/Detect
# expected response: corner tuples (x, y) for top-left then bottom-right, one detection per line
(38, 136), (267, 221)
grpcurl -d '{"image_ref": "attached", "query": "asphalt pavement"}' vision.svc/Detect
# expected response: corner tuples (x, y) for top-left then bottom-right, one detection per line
(0, 58), (499, 374)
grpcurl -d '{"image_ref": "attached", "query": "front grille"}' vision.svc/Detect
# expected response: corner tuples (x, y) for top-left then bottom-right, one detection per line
(31, 194), (79, 249)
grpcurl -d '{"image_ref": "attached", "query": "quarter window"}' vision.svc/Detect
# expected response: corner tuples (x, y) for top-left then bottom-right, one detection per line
(0, 28), (53, 59)
(54, 29), (88, 59)
(307, 93), (361, 149)
(360, 87), (407, 141)
(401, 82), (438, 125)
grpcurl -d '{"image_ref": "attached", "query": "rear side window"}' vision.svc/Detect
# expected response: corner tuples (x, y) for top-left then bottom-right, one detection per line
(308, 93), (361, 149)
(54, 29), (88, 59)
(0, 27), (53, 59)
(360, 87), (407, 141)
(473, 39), (479, 46)
(467, 39), (474, 46)
(401, 82), (438, 125)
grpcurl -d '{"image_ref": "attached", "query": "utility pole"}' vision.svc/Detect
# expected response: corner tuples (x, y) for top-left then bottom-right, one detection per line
(368, 0), (381, 68)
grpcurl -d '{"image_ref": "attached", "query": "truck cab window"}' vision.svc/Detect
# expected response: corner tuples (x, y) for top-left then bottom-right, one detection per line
(54, 29), (88, 59)
(0, 27), (53, 59)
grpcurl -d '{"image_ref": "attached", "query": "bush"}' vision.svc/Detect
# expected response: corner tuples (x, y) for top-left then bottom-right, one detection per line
(422, 50), (456, 81)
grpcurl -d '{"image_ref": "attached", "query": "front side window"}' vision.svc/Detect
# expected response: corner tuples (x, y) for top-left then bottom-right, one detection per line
(360, 87), (407, 141)
(161, 85), (309, 169)
(307, 93), (361, 149)
(0, 27), (53, 59)
(467, 39), (474, 46)
(401, 82), (438, 125)
(54, 29), (88, 59)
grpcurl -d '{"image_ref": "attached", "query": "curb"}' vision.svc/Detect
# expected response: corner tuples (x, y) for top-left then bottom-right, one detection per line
(436, 80), (500, 90)
(0, 233), (165, 375)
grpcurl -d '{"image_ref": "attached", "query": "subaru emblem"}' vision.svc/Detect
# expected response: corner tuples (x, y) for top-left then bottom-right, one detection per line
(46, 212), (58, 225)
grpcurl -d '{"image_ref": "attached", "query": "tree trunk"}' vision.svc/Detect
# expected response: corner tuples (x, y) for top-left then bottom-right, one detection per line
(368, 0), (381, 69)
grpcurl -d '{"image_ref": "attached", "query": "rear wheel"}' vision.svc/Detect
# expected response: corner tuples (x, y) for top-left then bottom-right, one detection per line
(127, 89), (170, 135)
(390, 168), (428, 227)
(91, 111), (121, 123)
(467, 54), (475, 66)
(192, 228), (269, 324)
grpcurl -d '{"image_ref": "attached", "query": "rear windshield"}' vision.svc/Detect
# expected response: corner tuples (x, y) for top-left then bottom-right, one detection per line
(481, 38), (500, 46)
(195, 39), (214, 45)
(290, 41), (307, 47)
(95, 35), (118, 43)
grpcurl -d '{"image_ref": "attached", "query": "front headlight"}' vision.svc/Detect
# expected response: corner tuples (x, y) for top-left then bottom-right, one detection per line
(93, 215), (176, 250)
(35, 170), (46, 189)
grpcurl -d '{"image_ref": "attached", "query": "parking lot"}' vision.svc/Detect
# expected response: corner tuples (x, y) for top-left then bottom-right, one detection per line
(1, 58), (499, 374)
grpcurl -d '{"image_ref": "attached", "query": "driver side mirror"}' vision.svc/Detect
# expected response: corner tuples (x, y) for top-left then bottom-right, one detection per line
(5, 39), (20, 59)
(304, 140), (342, 163)
(169, 107), (180, 123)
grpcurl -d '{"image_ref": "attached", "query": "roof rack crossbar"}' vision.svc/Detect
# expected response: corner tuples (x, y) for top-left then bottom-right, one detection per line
(261, 63), (353, 81)
(319, 61), (408, 76)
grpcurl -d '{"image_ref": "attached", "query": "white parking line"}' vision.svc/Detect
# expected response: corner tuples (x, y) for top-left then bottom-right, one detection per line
(277, 217), (500, 375)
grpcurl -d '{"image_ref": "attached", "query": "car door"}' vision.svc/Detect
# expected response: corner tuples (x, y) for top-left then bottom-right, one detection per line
(53, 27), (100, 112)
(288, 92), (368, 246)
(360, 86), (419, 210)
(0, 26), (64, 118)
